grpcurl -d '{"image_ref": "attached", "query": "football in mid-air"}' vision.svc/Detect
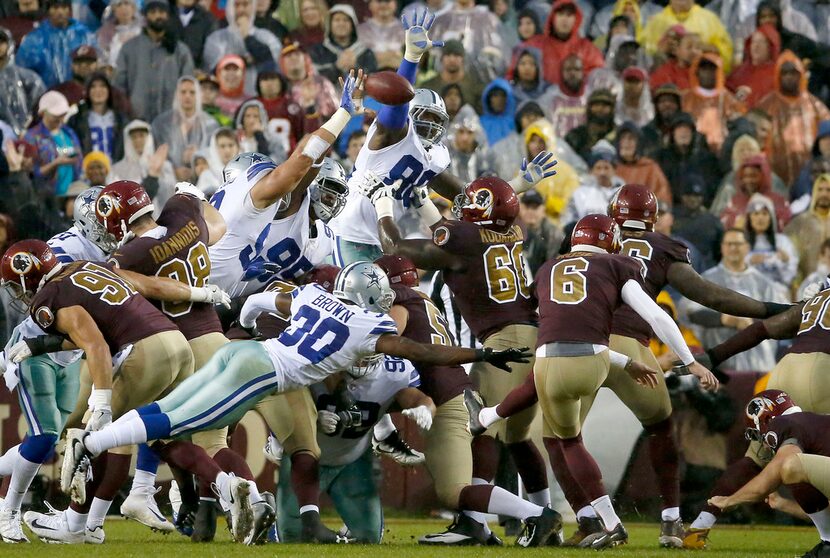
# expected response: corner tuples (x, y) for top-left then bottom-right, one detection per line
(364, 71), (415, 105)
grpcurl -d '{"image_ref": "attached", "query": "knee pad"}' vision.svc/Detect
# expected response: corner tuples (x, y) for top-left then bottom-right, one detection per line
(19, 433), (58, 463)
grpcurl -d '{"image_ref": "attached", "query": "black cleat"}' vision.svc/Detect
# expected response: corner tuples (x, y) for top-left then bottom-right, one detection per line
(191, 499), (218, 543)
(485, 531), (504, 546)
(659, 517), (684, 548)
(174, 500), (197, 538)
(516, 507), (563, 547)
(591, 522), (629, 550)
(463, 388), (487, 436)
(372, 430), (424, 466)
(802, 540), (830, 557)
(418, 514), (487, 546)
(244, 494), (276, 546)
(562, 516), (604, 548)
(300, 510), (340, 543)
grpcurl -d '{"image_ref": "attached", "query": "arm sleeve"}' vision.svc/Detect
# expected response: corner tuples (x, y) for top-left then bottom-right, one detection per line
(621, 279), (694, 365)
(708, 320), (770, 367)
(376, 59), (418, 130)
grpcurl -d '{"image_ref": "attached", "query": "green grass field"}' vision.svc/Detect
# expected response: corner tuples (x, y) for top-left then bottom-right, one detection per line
(0, 517), (818, 557)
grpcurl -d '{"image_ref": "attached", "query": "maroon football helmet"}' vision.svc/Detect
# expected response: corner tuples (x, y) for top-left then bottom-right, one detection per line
(745, 389), (796, 446)
(0, 239), (60, 305)
(571, 214), (621, 253)
(608, 184), (658, 231)
(374, 255), (419, 287)
(301, 264), (341, 293)
(95, 180), (154, 242)
(455, 177), (519, 233)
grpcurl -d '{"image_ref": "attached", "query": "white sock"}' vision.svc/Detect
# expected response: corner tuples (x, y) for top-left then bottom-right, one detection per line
(65, 508), (87, 533)
(690, 511), (717, 530)
(577, 505), (597, 519)
(4, 454), (40, 510)
(85, 411), (147, 455)
(486, 486), (544, 520)
(0, 444), (20, 476)
(479, 406), (502, 429)
(591, 495), (621, 530)
(130, 469), (156, 493)
(248, 481), (263, 504)
(809, 507), (830, 542)
(662, 506), (681, 521)
(373, 414), (396, 440)
(216, 471), (231, 502)
(299, 504), (320, 515)
(87, 498), (113, 529)
(461, 510), (492, 535)
(528, 489), (551, 508)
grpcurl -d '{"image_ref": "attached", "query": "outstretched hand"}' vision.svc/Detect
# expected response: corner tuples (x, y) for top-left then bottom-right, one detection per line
(338, 69), (366, 116)
(480, 347), (532, 372)
(519, 151), (557, 188)
(402, 8), (443, 62)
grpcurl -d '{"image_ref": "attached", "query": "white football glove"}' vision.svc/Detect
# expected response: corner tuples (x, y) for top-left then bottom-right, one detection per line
(402, 405), (433, 431)
(174, 181), (207, 201)
(410, 184), (429, 209)
(263, 434), (283, 465)
(87, 389), (113, 431)
(7, 339), (32, 364)
(190, 284), (231, 308)
(802, 281), (821, 301)
(511, 151), (558, 192)
(317, 410), (340, 434)
(402, 8), (443, 62)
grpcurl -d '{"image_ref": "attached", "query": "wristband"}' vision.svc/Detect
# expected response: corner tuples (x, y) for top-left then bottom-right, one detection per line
(608, 349), (629, 370)
(474, 348), (488, 362)
(189, 286), (209, 302)
(320, 108), (352, 138)
(302, 135), (331, 161)
(27, 334), (67, 356)
(89, 388), (112, 409)
(416, 197), (442, 227)
(375, 197), (395, 220)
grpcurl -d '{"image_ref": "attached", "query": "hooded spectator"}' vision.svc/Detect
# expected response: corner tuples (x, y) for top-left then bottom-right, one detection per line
(96, 0), (142, 68)
(195, 127), (239, 195)
(743, 192), (798, 288)
(735, 0), (821, 62)
(170, 0), (217, 68)
(650, 29), (701, 92)
(310, 4), (377, 85)
(279, 42), (338, 126)
(726, 24), (781, 108)
(516, 0), (603, 86)
(790, 121), (830, 209)
(509, 47), (550, 105)
(524, 118), (580, 223)
(422, 40), (485, 114)
(514, 7), (541, 43)
(563, 140), (623, 225)
(616, 66), (652, 126)
(492, 99), (541, 179)
(595, 13), (638, 54)
(199, 73), (232, 127)
(656, 111), (722, 205)
(479, 78), (516, 147)
(111, 118), (176, 206)
(641, 0), (733, 72)
(256, 70), (308, 151)
(234, 98), (286, 162)
(584, 33), (643, 98)
(68, 71), (128, 161)
(203, 0), (281, 96)
(446, 105), (495, 183)
(614, 121), (670, 203)
(641, 83), (681, 155)
(785, 174), (830, 283)
(357, 0), (404, 69)
(590, 0), (661, 45)
(673, 174), (724, 269)
(289, 0), (327, 51)
(431, 0), (509, 80)
(490, 0), (518, 52)
(254, 0), (288, 43)
(547, 53), (586, 139)
(214, 54), (247, 116)
(716, 0), (813, 49)
(565, 88), (616, 161)
(721, 154), (791, 229)
(756, 51), (830, 187)
(0, 25), (43, 135)
(681, 53), (746, 153)
(16, 0), (96, 87)
(151, 75), (219, 180)
(114, 0), (195, 122)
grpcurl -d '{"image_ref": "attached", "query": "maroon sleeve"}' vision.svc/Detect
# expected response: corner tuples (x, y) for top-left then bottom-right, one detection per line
(109, 238), (154, 275)
(616, 255), (647, 287)
(30, 283), (61, 333)
(769, 416), (810, 451)
(661, 235), (692, 266)
(162, 193), (202, 218)
(432, 220), (473, 256)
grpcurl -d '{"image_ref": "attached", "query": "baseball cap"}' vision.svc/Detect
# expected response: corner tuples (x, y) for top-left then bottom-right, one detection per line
(143, 0), (169, 13)
(442, 39), (465, 57)
(521, 189), (544, 207)
(588, 88), (615, 106)
(653, 82), (681, 101)
(621, 66), (647, 82)
(72, 45), (98, 62)
(38, 91), (70, 116)
(681, 175), (705, 197)
(46, 0), (71, 7)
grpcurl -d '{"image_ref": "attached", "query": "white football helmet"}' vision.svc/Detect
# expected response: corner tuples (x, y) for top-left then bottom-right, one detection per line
(309, 158), (348, 223)
(333, 261), (395, 314)
(73, 186), (117, 253)
(223, 151), (291, 211)
(409, 89), (449, 147)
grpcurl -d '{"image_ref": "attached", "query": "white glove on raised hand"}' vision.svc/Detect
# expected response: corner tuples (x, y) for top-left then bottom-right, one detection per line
(402, 405), (433, 430)
(190, 284), (231, 308)
(87, 389), (113, 431)
(402, 8), (444, 63)
(511, 151), (558, 193)
(7, 339), (32, 364)
(338, 69), (365, 116)
(317, 410), (340, 434)
(174, 181), (207, 201)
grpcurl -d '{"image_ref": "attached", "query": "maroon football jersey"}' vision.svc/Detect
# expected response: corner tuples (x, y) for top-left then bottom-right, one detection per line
(789, 287), (830, 354)
(536, 252), (646, 347)
(766, 412), (830, 458)
(611, 231), (691, 344)
(108, 194), (222, 341)
(436, 221), (537, 342)
(392, 284), (472, 406)
(30, 261), (177, 353)
(225, 280), (294, 340)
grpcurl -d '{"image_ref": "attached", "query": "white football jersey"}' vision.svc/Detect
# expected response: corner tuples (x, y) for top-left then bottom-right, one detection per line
(317, 355), (420, 467)
(208, 161), (279, 297)
(263, 284), (398, 391)
(238, 193), (335, 297)
(330, 119), (450, 247)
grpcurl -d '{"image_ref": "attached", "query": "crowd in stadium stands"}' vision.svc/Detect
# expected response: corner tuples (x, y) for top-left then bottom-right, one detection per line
(0, 0), (828, 376)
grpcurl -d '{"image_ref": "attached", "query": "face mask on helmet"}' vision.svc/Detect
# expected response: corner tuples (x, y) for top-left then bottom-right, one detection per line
(410, 91), (449, 147)
(310, 165), (348, 223)
(348, 353), (383, 378)
(74, 188), (118, 253)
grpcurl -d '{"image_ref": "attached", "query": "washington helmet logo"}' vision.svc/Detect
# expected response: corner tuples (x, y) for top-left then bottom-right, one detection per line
(471, 188), (495, 217)
(10, 252), (35, 275)
(96, 194), (116, 217)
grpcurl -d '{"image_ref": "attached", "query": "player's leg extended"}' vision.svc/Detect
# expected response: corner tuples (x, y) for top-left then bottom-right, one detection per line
(607, 334), (680, 546)
(472, 325), (548, 507)
(333, 238), (383, 267)
(327, 450), (383, 543)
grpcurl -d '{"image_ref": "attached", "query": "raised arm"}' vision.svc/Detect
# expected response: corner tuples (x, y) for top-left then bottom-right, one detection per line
(375, 334), (529, 371)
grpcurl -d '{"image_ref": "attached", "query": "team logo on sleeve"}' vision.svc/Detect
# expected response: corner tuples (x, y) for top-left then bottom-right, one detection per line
(433, 226), (450, 246)
(10, 252), (35, 275)
(34, 306), (54, 328)
(763, 431), (778, 449)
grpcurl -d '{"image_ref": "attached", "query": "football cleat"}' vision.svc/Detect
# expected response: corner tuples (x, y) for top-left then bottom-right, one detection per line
(84, 525), (105, 544)
(120, 486), (174, 533)
(191, 499), (218, 542)
(372, 430), (425, 466)
(23, 503), (83, 544)
(300, 509), (340, 543)
(418, 514), (487, 546)
(516, 507), (562, 547)
(463, 388), (487, 436)
(683, 527), (710, 550)
(61, 428), (91, 504)
(659, 517), (684, 548)
(0, 508), (28, 543)
(244, 494), (276, 546)
(801, 540), (830, 557)
(591, 522), (629, 550)
(562, 516), (604, 548)
(226, 476), (253, 543)
(486, 531), (504, 546)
